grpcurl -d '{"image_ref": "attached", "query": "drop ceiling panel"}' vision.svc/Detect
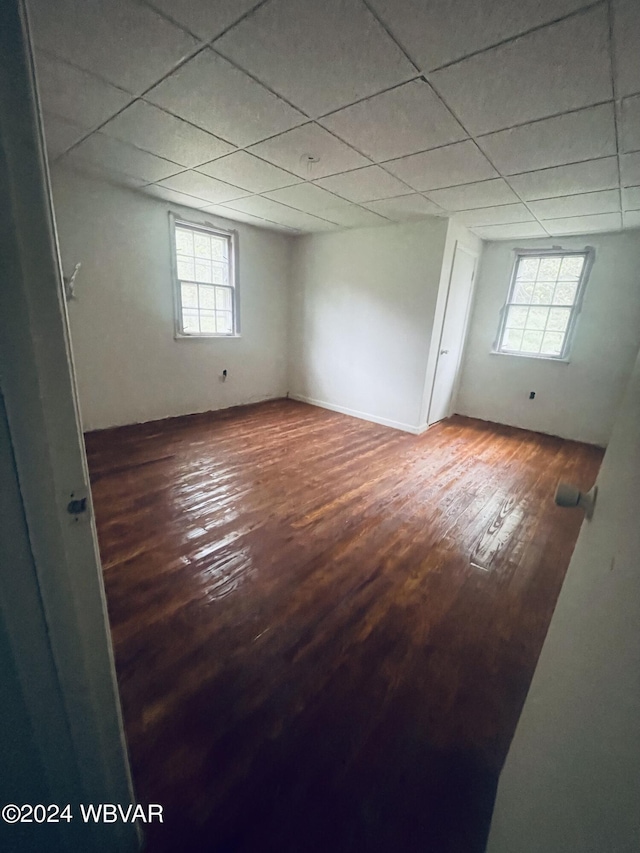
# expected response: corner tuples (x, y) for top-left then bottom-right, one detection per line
(146, 49), (305, 147)
(28, 0), (198, 94)
(620, 153), (640, 188)
(264, 183), (353, 216)
(60, 161), (148, 190)
(221, 196), (336, 230)
(477, 104), (617, 175)
(320, 81), (466, 163)
(101, 101), (235, 168)
(63, 133), (183, 183)
(314, 166), (411, 203)
(158, 170), (250, 203)
(622, 187), (640, 210)
(196, 151), (299, 193)
(612, 0), (640, 98)
(142, 184), (211, 209)
(213, 0), (415, 117)
(472, 222), (548, 240)
(367, 0), (591, 71)
(620, 95), (640, 153)
(247, 124), (369, 179)
(42, 113), (89, 159)
(384, 140), (497, 191)
(145, 0), (262, 41)
(508, 157), (620, 200)
(317, 206), (390, 229)
(34, 53), (132, 129)
(430, 7), (612, 136)
(362, 195), (443, 220)
(454, 203), (534, 227)
(544, 212), (622, 235)
(426, 178), (519, 210)
(623, 210), (640, 228)
(201, 204), (299, 232)
(528, 189), (621, 220)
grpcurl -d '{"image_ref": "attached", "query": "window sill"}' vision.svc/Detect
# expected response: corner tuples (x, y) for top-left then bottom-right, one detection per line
(490, 350), (571, 364)
(174, 333), (242, 340)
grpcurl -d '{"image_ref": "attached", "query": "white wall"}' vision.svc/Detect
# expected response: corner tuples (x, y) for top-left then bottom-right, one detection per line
(50, 167), (292, 431)
(288, 218), (451, 432)
(455, 231), (640, 446)
(487, 343), (640, 853)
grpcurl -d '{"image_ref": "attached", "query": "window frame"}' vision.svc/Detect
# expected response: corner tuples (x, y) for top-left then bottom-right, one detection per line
(169, 213), (240, 340)
(493, 246), (595, 361)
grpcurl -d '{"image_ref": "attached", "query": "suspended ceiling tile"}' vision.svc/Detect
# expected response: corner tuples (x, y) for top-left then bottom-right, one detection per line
(472, 221), (548, 240)
(454, 203), (535, 228)
(528, 189), (621, 220)
(247, 124), (369, 179)
(101, 101), (234, 168)
(34, 52), (132, 129)
(611, 0), (640, 98)
(220, 196), (336, 231)
(384, 140), (497, 191)
(426, 178), (519, 211)
(28, 0), (198, 94)
(145, 0), (262, 41)
(622, 210), (640, 228)
(63, 133), (183, 183)
(314, 166), (412, 203)
(508, 157), (620, 200)
(367, 0), (591, 71)
(362, 194), (444, 220)
(213, 0), (415, 117)
(146, 49), (305, 147)
(42, 112), (89, 160)
(622, 186), (640, 210)
(477, 104), (617, 175)
(142, 184), (211, 209)
(317, 205), (390, 229)
(157, 170), (250, 203)
(620, 153), (640, 188)
(544, 212), (622, 235)
(620, 95), (640, 153)
(201, 204), (300, 232)
(197, 151), (300, 193)
(320, 80), (466, 163)
(429, 7), (612, 136)
(264, 183), (353, 216)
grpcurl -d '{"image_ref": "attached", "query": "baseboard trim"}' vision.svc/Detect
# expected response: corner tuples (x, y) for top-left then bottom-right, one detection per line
(289, 393), (421, 434)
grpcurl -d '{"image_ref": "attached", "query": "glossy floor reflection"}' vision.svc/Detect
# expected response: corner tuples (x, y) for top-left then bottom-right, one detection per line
(85, 400), (603, 853)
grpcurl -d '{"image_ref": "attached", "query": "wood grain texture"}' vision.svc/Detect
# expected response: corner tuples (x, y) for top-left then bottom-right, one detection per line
(85, 400), (603, 853)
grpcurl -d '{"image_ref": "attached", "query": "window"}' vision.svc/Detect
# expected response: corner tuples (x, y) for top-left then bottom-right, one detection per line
(172, 218), (238, 337)
(495, 248), (593, 359)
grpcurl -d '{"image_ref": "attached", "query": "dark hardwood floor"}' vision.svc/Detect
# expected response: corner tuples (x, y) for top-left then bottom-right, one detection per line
(85, 400), (603, 853)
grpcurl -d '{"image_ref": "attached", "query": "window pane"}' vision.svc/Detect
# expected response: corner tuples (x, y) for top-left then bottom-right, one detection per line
(211, 262), (229, 285)
(199, 285), (216, 310)
(559, 255), (584, 280)
(553, 282), (578, 305)
(506, 305), (528, 329)
(175, 228), (193, 256)
(527, 306), (549, 330)
(199, 311), (216, 333)
(521, 329), (544, 353)
(215, 286), (232, 311)
(177, 255), (195, 280)
(537, 257), (561, 281)
(531, 282), (554, 304)
(211, 236), (228, 261)
(193, 232), (211, 259)
(502, 328), (524, 350)
(182, 309), (200, 333)
(541, 331), (565, 355)
(547, 307), (570, 332)
(194, 259), (212, 283)
(181, 283), (198, 309)
(216, 311), (233, 334)
(512, 280), (535, 304)
(516, 257), (539, 281)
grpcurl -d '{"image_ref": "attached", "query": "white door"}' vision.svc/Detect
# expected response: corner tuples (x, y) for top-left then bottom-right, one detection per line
(428, 243), (477, 425)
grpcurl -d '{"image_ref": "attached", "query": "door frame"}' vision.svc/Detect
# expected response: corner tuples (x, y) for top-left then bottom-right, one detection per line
(424, 239), (479, 427)
(0, 1), (138, 849)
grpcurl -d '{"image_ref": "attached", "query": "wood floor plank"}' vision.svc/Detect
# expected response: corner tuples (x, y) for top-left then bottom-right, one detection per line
(85, 400), (603, 853)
